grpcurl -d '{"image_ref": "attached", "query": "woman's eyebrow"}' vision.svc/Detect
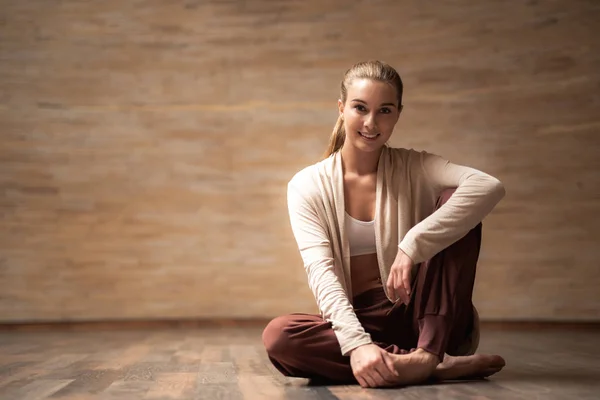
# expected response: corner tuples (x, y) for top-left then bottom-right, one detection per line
(351, 99), (397, 108)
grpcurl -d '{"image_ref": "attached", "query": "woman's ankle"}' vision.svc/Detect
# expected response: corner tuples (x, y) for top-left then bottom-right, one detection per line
(414, 348), (441, 365)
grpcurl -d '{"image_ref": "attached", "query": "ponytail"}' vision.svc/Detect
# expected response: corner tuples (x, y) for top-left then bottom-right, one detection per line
(323, 115), (345, 159)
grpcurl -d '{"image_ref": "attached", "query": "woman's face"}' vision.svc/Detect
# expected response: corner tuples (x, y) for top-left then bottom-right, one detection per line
(338, 78), (401, 153)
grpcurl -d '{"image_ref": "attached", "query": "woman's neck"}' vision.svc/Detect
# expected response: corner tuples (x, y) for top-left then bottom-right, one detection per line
(340, 144), (382, 176)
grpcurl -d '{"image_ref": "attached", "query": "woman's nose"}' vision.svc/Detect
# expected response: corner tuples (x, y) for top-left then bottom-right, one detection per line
(364, 113), (377, 130)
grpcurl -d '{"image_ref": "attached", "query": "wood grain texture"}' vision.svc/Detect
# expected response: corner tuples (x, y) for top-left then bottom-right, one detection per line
(0, 0), (599, 322)
(0, 326), (599, 399)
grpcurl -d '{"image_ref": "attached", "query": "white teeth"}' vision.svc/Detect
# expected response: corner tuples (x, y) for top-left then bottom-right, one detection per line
(360, 132), (379, 139)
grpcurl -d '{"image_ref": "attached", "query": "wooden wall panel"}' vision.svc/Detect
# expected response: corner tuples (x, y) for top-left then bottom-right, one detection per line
(0, 0), (598, 322)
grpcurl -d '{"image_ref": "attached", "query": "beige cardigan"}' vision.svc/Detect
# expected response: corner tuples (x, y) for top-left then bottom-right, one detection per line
(286, 146), (505, 356)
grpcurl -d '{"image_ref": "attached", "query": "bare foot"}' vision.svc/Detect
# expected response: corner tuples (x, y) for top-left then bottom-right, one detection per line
(433, 354), (506, 381)
(387, 348), (439, 386)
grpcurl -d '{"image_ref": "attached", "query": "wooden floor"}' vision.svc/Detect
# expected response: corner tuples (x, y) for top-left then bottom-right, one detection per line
(0, 325), (598, 400)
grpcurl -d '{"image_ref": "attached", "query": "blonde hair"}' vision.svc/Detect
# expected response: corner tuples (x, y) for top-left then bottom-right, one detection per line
(323, 60), (403, 159)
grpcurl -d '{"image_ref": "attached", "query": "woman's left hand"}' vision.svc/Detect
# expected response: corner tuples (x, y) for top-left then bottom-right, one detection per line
(386, 248), (414, 305)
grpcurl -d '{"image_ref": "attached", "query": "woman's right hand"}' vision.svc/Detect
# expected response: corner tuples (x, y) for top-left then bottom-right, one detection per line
(349, 344), (399, 388)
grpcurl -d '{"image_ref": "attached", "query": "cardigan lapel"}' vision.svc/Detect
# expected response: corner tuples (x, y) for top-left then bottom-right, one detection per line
(374, 147), (386, 290)
(332, 151), (352, 298)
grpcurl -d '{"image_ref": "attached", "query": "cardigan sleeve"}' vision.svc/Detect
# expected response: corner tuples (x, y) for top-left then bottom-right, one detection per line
(398, 151), (506, 264)
(287, 178), (373, 356)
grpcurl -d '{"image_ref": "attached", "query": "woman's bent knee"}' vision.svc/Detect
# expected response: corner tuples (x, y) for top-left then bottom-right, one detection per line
(437, 188), (456, 207)
(262, 315), (293, 359)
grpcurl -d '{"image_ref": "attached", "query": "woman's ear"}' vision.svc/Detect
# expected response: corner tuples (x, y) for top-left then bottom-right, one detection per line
(338, 99), (344, 117)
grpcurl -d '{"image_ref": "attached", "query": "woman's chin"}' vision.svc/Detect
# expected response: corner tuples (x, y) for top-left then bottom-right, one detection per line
(352, 136), (384, 151)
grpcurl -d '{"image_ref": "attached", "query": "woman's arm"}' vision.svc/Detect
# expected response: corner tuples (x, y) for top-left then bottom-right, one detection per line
(398, 151), (506, 265)
(287, 178), (373, 356)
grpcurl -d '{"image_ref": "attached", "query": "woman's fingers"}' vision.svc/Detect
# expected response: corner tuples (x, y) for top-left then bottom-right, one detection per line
(356, 374), (368, 388)
(367, 366), (391, 388)
(353, 368), (367, 388)
(395, 270), (407, 304)
(401, 266), (411, 304)
(354, 350), (400, 388)
(361, 372), (377, 388)
(389, 268), (407, 305)
(373, 363), (397, 386)
(387, 266), (414, 305)
(371, 369), (391, 387)
(382, 351), (399, 377)
(365, 357), (398, 387)
(385, 270), (398, 302)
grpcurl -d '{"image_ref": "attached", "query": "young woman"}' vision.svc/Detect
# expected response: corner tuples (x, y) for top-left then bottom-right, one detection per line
(262, 60), (507, 388)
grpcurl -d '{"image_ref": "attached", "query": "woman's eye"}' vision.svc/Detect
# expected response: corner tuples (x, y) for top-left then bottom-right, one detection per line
(380, 108), (391, 114)
(354, 105), (367, 112)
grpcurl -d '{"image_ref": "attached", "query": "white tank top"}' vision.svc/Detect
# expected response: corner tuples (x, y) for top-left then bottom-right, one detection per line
(345, 212), (377, 256)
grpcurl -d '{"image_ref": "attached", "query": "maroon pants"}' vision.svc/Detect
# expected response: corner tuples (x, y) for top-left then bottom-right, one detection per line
(262, 189), (481, 383)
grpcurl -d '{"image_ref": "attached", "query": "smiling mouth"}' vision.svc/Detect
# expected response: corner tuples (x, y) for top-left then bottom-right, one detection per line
(359, 131), (380, 140)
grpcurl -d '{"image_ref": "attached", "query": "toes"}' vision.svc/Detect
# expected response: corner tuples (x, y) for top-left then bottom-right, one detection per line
(488, 355), (506, 368)
(482, 366), (503, 377)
